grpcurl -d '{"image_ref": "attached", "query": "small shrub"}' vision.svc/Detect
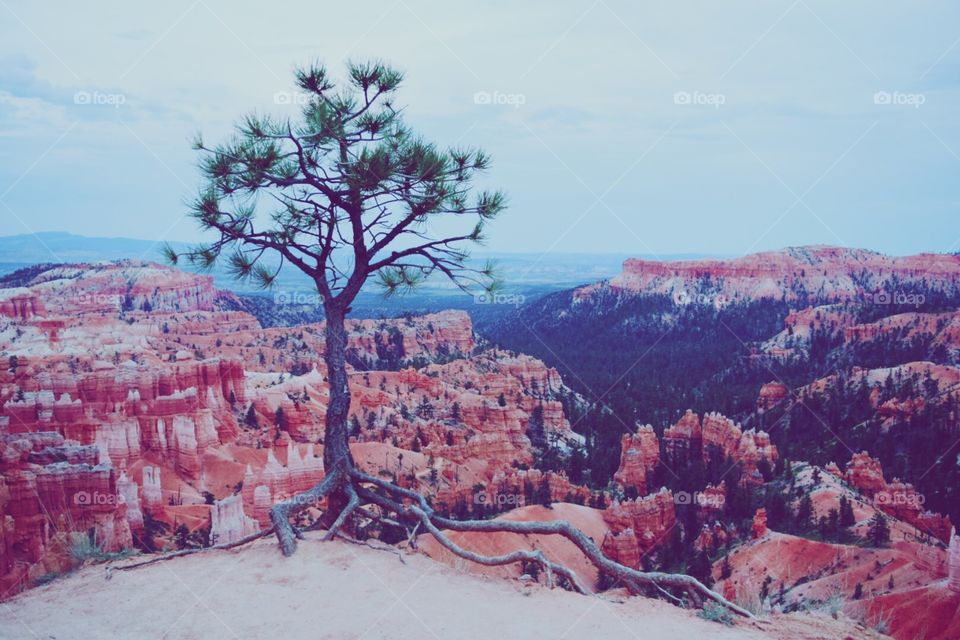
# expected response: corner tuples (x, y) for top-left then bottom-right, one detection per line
(34, 572), (60, 586)
(697, 601), (734, 626)
(69, 533), (134, 564)
(824, 593), (844, 619)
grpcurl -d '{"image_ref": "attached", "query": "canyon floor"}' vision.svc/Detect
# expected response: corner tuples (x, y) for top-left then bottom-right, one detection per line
(0, 533), (886, 640)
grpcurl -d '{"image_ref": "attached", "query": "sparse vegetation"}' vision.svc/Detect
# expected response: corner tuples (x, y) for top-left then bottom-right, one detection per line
(697, 601), (734, 626)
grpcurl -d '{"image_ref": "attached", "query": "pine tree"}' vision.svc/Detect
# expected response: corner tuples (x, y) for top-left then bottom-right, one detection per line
(275, 407), (288, 431)
(538, 476), (552, 507)
(720, 554), (732, 579)
(839, 495), (856, 527)
(688, 550), (714, 588)
(867, 511), (891, 547)
(795, 494), (813, 533)
(526, 403), (546, 450)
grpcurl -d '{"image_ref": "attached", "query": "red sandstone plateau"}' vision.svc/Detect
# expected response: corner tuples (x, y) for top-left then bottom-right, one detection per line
(574, 246), (960, 306)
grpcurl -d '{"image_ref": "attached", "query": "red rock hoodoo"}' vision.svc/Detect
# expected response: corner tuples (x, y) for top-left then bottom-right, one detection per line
(613, 426), (659, 496)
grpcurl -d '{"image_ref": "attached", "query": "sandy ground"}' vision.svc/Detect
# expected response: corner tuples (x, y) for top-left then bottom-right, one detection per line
(0, 533), (885, 640)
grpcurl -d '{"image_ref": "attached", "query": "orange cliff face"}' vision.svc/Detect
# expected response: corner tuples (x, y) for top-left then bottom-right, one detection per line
(574, 246), (960, 307)
(662, 410), (777, 485)
(0, 262), (590, 597)
(612, 425), (659, 495)
(840, 451), (953, 544)
(600, 488), (677, 569)
(715, 462), (959, 640)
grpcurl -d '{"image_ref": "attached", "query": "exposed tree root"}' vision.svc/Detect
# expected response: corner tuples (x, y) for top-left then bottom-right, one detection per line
(269, 463), (346, 556)
(108, 526), (275, 575)
(114, 463), (752, 620)
(340, 467), (754, 618)
(323, 481), (360, 541)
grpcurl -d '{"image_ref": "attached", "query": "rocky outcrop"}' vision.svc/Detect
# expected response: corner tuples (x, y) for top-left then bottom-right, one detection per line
(844, 451), (953, 543)
(345, 311), (475, 367)
(844, 452), (886, 496)
(752, 508), (768, 539)
(613, 426), (659, 496)
(577, 246), (960, 307)
(756, 382), (788, 410)
(662, 410), (702, 465)
(601, 488), (676, 566)
(601, 528), (640, 570)
(0, 447), (132, 597)
(22, 262), (218, 314)
(0, 288), (44, 320)
(210, 494), (259, 545)
(663, 411), (777, 484)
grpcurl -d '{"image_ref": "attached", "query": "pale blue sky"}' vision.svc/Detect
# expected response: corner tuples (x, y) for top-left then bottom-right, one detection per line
(0, 1), (958, 256)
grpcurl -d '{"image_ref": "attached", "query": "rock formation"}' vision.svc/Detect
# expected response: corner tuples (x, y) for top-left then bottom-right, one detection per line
(751, 508), (768, 539)
(576, 246), (960, 307)
(844, 451), (953, 543)
(663, 410), (776, 485)
(0, 262), (589, 595)
(210, 494), (259, 545)
(601, 488), (676, 567)
(756, 382), (788, 410)
(662, 410), (702, 464)
(613, 426), (659, 496)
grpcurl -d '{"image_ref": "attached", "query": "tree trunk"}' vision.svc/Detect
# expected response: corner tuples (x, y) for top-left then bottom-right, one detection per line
(320, 305), (355, 522)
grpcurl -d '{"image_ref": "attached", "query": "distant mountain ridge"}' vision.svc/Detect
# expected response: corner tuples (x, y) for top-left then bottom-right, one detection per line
(0, 231), (182, 263)
(0, 232), (720, 296)
(575, 245), (960, 306)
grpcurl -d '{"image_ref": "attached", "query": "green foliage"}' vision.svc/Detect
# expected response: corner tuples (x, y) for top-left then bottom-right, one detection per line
(720, 554), (733, 579)
(867, 511), (891, 547)
(69, 532), (133, 564)
(697, 601), (734, 626)
(167, 59), (505, 307)
(853, 582), (863, 599)
(244, 405), (259, 428)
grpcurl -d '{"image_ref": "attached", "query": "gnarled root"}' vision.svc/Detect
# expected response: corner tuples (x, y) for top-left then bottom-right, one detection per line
(117, 462), (752, 620)
(343, 468), (753, 618)
(110, 526), (275, 574)
(269, 462), (347, 556)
